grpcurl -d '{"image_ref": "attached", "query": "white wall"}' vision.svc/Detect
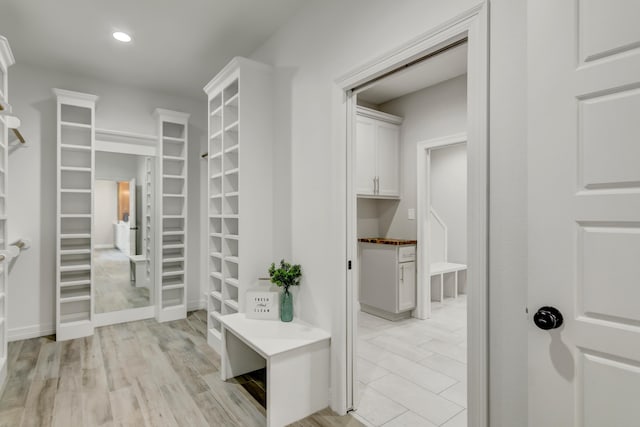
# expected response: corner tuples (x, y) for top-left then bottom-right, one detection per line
(251, 0), (527, 423)
(95, 151), (139, 181)
(7, 62), (206, 340)
(378, 75), (467, 240)
(430, 143), (467, 264)
(94, 180), (117, 248)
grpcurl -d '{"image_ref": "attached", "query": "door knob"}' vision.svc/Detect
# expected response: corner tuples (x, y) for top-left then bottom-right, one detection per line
(533, 306), (563, 330)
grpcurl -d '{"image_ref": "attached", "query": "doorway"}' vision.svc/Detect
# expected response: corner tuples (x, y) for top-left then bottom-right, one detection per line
(93, 150), (157, 325)
(336, 5), (488, 426)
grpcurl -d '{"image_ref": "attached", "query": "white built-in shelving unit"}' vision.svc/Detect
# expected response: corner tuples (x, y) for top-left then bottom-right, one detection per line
(154, 109), (190, 322)
(54, 88), (98, 341)
(203, 57), (274, 352)
(0, 35), (14, 393)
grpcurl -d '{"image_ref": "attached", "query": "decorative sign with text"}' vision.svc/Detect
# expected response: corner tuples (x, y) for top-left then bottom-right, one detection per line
(245, 291), (279, 320)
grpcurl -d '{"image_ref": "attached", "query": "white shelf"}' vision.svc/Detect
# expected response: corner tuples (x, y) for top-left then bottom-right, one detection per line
(61, 166), (91, 173)
(163, 194), (184, 198)
(163, 243), (184, 249)
(225, 256), (239, 264)
(60, 121), (92, 129)
(60, 294), (91, 303)
(224, 299), (239, 310)
(209, 152), (223, 160)
(225, 278), (239, 287)
(60, 248), (91, 256)
(224, 121), (239, 132)
(60, 214), (91, 218)
(60, 233), (91, 239)
(60, 263), (91, 272)
(163, 174), (185, 180)
(163, 215), (184, 219)
(60, 279), (91, 288)
(211, 105), (223, 117)
(210, 194), (223, 199)
(225, 191), (239, 197)
(210, 252), (223, 259)
(210, 272), (223, 280)
(224, 168), (239, 176)
(60, 144), (91, 152)
(224, 234), (239, 240)
(163, 155), (184, 161)
(162, 269), (184, 277)
(210, 172), (223, 179)
(210, 129), (223, 140)
(163, 229), (184, 236)
(210, 232), (222, 238)
(224, 144), (239, 154)
(163, 256), (184, 263)
(210, 291), (222, 301)
(60, 189), (91, 194)
(163, 136), (185, 142)
(225, 93), (239, 107)
(162, 283), (185, 291)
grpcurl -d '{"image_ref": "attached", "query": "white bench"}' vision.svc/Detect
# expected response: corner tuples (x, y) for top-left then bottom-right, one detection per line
(219, 313), (331, 427)
(430, 262), (467, 301)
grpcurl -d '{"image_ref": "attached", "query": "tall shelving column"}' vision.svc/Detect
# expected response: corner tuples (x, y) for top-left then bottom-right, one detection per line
(54, 89), (98, 341)
(203, 57), (274, 352)
(0, 35), (14, 392)
(154, 109), (190, 322)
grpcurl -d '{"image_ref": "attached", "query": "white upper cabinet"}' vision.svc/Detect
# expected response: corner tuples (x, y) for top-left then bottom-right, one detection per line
(355, 106), (402, 198)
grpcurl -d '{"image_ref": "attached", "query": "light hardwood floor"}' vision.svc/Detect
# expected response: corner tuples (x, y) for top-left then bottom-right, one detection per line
(0, 311), (361, 427)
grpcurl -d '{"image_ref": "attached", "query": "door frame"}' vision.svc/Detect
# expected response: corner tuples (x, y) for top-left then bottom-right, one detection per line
(334, 3), (488, 424)
(416, 133), (467, 320)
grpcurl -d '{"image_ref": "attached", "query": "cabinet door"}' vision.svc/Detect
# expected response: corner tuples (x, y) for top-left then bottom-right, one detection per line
(398, 261), (416, 311)
(376, 121), (400, 197)
(355, 116), (377, 196)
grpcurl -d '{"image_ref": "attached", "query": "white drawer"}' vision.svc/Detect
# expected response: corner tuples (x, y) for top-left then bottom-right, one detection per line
(398, 245), (415, 262)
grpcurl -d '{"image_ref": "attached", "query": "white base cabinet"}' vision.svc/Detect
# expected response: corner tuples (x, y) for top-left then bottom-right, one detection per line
(356, 106), (403, 198)
(359, 242), (416, 319)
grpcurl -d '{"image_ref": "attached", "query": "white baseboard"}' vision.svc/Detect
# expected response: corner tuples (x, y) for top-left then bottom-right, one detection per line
(9, 323), (55, 341)
(95, 244), (114, 249)
(9, 300), (206, 342)
(188, 299), (206, 311)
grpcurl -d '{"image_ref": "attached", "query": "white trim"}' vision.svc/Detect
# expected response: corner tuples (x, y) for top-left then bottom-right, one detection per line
(335, 4), (488, 426)
(415, 133), (467, 320)
(94, 305), (155, 327)
(8, 323), (56, 341)
(95, 140), (156, 156)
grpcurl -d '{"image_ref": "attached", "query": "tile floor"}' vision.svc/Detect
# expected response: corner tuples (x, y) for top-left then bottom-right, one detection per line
(354, 296), (467, 427)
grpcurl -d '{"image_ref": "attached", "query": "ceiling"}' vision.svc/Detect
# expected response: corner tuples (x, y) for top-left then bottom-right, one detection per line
(0, 0), (306, 99)
(358, 43), (467, 105)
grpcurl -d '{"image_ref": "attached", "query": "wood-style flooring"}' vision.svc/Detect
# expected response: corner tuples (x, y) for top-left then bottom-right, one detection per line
(0, 311), (361, 427)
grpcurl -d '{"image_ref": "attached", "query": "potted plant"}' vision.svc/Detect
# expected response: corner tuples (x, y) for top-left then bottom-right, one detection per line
(268, 259), (302, 322)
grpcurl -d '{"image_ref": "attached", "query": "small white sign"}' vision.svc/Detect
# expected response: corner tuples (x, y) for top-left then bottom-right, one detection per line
(245, 291), (279, 320)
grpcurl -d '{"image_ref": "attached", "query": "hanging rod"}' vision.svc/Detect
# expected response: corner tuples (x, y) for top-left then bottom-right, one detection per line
(0, 102), (26, 144)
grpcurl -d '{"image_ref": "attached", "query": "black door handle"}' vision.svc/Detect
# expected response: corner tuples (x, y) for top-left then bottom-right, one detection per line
(533, 306), (563, 330)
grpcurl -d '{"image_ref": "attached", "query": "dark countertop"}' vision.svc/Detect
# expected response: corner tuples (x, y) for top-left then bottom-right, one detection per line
(358, 238), (417, 246)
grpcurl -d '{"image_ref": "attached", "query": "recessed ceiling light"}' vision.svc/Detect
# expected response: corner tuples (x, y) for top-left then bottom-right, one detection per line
(113, 32), (132, 43)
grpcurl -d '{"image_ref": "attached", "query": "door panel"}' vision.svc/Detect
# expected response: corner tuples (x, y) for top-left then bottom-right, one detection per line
(398, 261), (415, 311)
(129, 178), (136, 255)
(376, 122), (400, 196)
(355, 117), (376, 196)
(528, 1), (640, 425)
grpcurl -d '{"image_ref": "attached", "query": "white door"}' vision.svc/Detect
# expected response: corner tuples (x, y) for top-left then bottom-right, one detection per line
(528, 1), (640, 426)
(376, 122), (400, 197)
(398, 261), (415, 311)
(128, 178), (136, 255)
(356, 116), (376, 196)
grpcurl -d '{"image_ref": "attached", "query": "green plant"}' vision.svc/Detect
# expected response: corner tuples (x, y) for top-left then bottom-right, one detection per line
(268, 259), (302, 293)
